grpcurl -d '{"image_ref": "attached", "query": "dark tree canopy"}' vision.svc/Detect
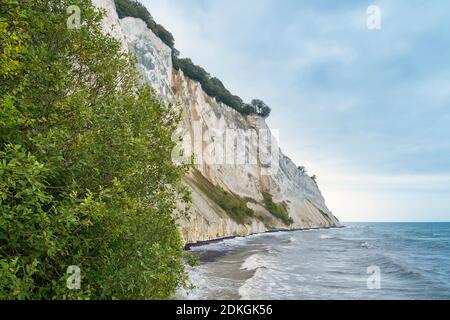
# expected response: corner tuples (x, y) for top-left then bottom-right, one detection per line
(115, 0), (175, 48)
(173, 58), (272, 116)
(251, 99), (272, 118)
(115, 0), (272, 118)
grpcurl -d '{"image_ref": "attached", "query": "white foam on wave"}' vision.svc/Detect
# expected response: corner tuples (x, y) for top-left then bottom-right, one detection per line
(238, 263), (295, 300)
(238, 268), (265, 300)
(176, 265), (208, 299)
(239, 254), (266, 300)
(240, 254), (267, 271)
(320, 234), (333, 239)
(361, 241), (375, 249)
(239, 253), (273, 299)
(301, 228), (321, 232)
(189, 236), (248, 252)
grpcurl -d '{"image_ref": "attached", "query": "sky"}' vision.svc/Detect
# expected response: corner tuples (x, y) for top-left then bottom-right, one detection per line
(141, 0), (450, 222)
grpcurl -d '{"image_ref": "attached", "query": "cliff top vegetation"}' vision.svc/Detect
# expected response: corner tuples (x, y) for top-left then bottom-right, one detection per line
(114, 0), (272, 118)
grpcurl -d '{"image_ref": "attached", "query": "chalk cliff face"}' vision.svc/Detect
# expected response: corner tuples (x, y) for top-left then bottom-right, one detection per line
(94, 0), (340, 244)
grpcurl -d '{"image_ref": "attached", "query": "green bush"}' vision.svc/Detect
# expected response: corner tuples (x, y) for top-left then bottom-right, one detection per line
(0, 0), (189, 299)
(262, 192), (293, 226)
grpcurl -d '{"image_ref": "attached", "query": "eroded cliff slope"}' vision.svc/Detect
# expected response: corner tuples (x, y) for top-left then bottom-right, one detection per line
(94, 0), (340, 244)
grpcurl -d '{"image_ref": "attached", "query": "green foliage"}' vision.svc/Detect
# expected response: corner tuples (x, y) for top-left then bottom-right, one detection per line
(318, 207), (333, 224)
(262, 192), (293, 226)
(0, 0), (189, 299)
(190, 170), (254, 225)
(184, 252), (199, 268)
(173, 58), (241, 111)
(0, 2), (27, 80)
(250, 99), (271, 118)
(173, 58), (271, 117)
(114, 0), (175, 49)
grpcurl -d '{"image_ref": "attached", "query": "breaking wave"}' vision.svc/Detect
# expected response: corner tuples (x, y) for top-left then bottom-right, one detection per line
(180, 223), (450, 300)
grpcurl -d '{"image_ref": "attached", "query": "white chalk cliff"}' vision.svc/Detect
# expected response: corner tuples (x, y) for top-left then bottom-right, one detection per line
(93, 0), (340, 244)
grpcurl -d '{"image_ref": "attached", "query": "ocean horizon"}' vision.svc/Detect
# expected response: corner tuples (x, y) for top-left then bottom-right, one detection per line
(178, 222), (450, 300)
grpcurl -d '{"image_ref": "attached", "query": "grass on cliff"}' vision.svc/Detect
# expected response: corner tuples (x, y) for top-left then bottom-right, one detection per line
(190, 170), (254, 224)
(318, 207), (334, 224)
(305, 199), (334, 225)
(262, 192), (294, 226)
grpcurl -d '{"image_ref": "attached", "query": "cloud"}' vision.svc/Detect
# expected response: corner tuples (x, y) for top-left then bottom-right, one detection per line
(145, 0), (450, 221)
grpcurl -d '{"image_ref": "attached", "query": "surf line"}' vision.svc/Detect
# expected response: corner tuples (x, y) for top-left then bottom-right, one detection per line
(184, 225), (345, 250)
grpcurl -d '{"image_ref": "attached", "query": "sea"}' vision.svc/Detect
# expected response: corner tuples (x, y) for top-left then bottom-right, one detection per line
(177, 222), (450, 300)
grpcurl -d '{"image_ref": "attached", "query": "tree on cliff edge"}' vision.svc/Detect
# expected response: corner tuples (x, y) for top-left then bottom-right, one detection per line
(251, 99), (271, 118)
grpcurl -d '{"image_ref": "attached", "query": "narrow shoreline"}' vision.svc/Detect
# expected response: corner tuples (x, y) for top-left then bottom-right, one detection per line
(184, 225), (345, 250)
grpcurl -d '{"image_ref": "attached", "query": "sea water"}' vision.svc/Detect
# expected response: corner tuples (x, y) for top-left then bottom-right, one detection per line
(177, 223), (450, 300)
